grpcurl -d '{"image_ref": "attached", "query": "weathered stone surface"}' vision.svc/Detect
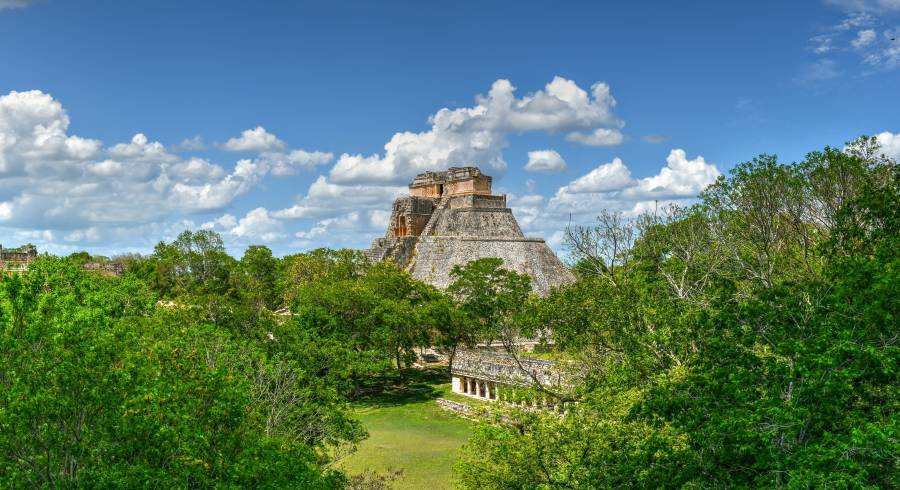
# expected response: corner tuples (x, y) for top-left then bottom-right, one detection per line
(411, 237), (573, 295)
(0, 244), (37, 271)
(366, 166), (574, 296)
(451, 348), (562, 388)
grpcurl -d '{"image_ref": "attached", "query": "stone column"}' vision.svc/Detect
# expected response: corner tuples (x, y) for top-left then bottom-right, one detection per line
(484, 382), (491, 400)
(452, 375), (461, 394)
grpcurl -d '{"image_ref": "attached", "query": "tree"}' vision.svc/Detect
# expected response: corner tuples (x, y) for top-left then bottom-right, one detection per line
(448, 258), (531, 347)
(236, 244), (281, 311)
(455, 138), (899, 489)
(0, 256), (355, 488)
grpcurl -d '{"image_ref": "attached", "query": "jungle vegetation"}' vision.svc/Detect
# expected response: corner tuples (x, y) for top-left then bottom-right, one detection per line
(1, 137), (896, 488)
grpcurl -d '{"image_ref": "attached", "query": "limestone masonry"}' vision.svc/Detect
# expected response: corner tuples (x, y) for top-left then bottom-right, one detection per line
(0, 244), (37, 272)
(366, 166), (574, 295)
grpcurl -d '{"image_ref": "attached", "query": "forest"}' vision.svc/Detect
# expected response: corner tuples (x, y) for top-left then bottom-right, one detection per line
(1, 136), (897, 488)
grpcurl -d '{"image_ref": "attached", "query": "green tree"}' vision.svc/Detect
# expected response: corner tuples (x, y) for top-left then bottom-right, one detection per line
(235, 244), (282, 311)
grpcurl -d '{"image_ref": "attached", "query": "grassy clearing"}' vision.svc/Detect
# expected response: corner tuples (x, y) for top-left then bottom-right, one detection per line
(340, 369), (472, 490)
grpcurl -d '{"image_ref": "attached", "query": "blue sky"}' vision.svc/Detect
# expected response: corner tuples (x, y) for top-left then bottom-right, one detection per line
(1, 0), (898, 257)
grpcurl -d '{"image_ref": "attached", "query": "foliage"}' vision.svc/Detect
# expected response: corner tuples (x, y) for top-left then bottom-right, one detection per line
(456, 137), (899, 489)
(0, 256), (354, 488)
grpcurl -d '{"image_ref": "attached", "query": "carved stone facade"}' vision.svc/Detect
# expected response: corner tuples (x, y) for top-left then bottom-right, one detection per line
(1, 245), (123, 276)
(0, 244), (37, 271)
(366, 166), (574, 296)
(450, 348), (565, 402)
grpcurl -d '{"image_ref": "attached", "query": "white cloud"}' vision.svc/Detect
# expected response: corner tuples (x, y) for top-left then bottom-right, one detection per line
(565, 128), (624, 146)
(875, 130), (900, 160)
(862, 28), (900, 68)
(273, 176), (405, 220)
(852, 29), (877, 48)
(808, 8), (900, 75)
(547, 149), (720, 218)
(506, 192), (546, 231)
(627, 149), (720, 199)
(64, 227), (100, 243)
(202, 208), (285, 242)
(329, 76), (623, 185)
(263, 149), (334, 176)
(0, 201), (12, 220)
(0, 0), (33, 10)
(826, 0), (900, 12)
(564, 158), (634, 193)
(0, 90), (101, 174)
(292, 210), (389, 249)
(0, 90), (337, 252)
(222, 126), (286, 152)
(524, 150), (567, 173)
(230, 208), (285, 242)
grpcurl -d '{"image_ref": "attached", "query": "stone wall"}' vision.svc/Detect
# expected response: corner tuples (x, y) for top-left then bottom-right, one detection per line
(427, 208), (524, 238)
(451, 348), (562, 387)
(411, 236), (573, 296)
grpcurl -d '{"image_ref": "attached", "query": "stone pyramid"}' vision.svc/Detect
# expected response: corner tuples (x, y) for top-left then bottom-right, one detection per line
(366, 167), (574, 296)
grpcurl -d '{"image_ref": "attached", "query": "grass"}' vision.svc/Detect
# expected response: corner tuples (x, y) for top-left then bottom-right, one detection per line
(340, 369), (473, 490)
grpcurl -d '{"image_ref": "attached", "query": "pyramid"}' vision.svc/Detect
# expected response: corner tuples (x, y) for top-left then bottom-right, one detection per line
(366, 167), (574, 296)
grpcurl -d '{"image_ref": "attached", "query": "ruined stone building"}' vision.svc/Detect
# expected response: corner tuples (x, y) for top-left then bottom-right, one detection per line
(450, 348), (567, 402)
(366, 166), (574, 296)
(0, 244), (122, 276)
(0, 244), (37, 272)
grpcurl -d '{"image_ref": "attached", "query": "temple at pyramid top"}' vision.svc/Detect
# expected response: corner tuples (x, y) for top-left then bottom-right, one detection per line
(367, 166), (574, 296)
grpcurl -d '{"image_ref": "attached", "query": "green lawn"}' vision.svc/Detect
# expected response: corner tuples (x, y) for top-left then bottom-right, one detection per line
(340, 370), (473, 490)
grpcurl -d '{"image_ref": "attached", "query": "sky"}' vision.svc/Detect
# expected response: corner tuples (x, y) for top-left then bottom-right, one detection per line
(1, 0), (899, 258)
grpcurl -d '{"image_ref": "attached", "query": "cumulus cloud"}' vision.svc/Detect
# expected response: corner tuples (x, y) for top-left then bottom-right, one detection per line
(565, 128), (624, 146)
(547, 149), (720, 218)
(875, 130), (900, 160)
(563, 158), (634, 193)
(273, 176), (405, 220)
(524, 150), (567, 173)
(203, 207), (285, 242)
(292, 209), (391, 249)
(0, 90), (101, 175)
(329, 76), (624, 185)
(0, 90), (335, 252)
(506, 192), (546, 231)
(222, 126), (286, 152)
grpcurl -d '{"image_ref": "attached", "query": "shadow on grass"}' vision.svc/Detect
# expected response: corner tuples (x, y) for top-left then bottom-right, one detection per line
(352, 367), (450, 408)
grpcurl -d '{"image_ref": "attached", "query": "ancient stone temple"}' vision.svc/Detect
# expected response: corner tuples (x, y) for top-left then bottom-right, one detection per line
(366, 167), (574, 296)
(0, 244), (37, 272)
(450, 348), (565, 402)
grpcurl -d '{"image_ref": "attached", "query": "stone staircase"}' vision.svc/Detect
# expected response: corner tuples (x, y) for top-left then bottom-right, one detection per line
(419, 195), (450, 237)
